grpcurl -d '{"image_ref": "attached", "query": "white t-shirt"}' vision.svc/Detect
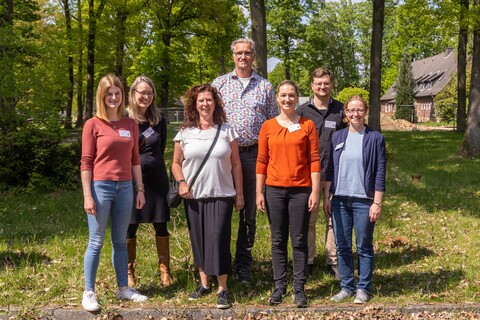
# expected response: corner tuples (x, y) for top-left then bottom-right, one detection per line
(173, 124), (239, 199)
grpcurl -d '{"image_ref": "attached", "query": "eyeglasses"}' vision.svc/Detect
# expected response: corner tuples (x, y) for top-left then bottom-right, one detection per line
(234, 51), (254, 57)
(312, 82), (331, 88)
(134, 90), (154, 98)
(346, 109), (365, 114)
(105, 91), (122, 98)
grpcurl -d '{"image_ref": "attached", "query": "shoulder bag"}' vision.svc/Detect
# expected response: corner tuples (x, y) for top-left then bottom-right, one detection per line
(167, 125), (221, 208)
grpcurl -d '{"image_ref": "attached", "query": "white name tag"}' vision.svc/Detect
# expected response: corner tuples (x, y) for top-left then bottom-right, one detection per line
(325, 120), (336, 129)
(288, 123), (301, 132)
(119, 130), (131, 138)
(335, 142), (344, 150)
(142, 127), (155, 139)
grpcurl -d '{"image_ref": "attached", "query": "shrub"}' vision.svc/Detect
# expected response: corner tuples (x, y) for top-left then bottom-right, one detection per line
(394, 105), (414, 122)
(335, 87), (370, 104)
(0, 126), (80, 192)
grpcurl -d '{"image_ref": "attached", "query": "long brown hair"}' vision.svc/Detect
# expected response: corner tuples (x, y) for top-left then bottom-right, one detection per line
(181, 84), (227, 129)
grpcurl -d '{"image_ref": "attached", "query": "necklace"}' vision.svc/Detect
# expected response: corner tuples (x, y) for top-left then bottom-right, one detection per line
(109, 120), (119, 130)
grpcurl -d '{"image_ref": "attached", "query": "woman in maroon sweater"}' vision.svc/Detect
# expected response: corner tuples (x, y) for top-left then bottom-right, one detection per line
(80, 74), (147, 311)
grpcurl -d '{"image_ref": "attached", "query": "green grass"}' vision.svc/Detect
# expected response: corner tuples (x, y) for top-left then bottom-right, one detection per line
(418, 120), (455, 127)
(1, 129), (479, 311)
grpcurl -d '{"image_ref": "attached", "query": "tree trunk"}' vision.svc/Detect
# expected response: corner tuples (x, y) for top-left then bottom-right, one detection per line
(460, 2), (480, 157)
(284, 36), (290, 80)
(75, 0), (84, 127)
(368, 0), (385, 132)
(114, 2), (127, 77)
(0, 0), (17, 133)
(85, 0), (106, 121)
(62, 0), (74, 129)
(250, 0), (267, 78)
(85, 0), (96, 120)
(159, 34), (171, 110)
(456, 0), (468, 132)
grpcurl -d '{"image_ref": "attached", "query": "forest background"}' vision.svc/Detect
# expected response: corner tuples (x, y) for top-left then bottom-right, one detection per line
(0, 0), (477, 123)
(0, 0), (479, 191)
(1, 0), (480, 316)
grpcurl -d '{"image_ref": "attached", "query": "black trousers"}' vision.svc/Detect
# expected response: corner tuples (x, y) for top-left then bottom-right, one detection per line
(234, 146), (258, 271)
(265, 185), (311, 292)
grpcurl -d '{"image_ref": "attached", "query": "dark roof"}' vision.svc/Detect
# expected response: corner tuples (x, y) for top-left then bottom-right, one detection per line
(380, 49), (457, 102)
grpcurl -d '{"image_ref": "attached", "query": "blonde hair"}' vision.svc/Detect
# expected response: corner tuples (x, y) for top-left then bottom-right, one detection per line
(95, 74), (125, 121)
(343, 95), (369, 124)
(128, 75), (161, 126)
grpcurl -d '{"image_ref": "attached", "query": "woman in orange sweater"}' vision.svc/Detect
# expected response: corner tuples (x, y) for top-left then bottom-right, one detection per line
(256, 80), (320, 308)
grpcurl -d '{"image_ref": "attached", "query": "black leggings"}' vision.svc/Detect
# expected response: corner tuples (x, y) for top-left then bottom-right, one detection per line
(127, 222), (169, 239)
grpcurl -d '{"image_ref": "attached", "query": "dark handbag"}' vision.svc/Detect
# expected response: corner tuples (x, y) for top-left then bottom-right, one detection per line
(167, 178), (182, 208)
(167, 125), (221, 208)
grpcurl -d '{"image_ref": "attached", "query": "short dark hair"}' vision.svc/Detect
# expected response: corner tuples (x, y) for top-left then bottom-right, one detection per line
(311, 68), (332, 82)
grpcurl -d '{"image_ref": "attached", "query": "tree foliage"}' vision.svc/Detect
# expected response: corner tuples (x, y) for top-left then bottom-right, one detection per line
(302, 0), (361, 90)
(336, 87), (370, 104)
(394, 51), (415, 121)
(436, 69), (471, 123)
(382, 0), (457, 93)
(266, 0), (308, 80)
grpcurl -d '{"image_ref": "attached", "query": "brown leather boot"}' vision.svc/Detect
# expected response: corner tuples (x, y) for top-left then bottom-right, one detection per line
(126, 238), (136, 287)
(156, 236), (173, 286)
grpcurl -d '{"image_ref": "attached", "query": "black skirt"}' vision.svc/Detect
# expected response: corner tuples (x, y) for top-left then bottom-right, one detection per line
(185, 197), (234, 276)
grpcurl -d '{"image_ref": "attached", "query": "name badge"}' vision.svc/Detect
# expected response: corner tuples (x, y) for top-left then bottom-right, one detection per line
(325, 120), (336, 129)
(142, 127), (155, 139)
(288, 123), (301, 132)
(335, 142), (344, 150)
(119, 130), (131, 138)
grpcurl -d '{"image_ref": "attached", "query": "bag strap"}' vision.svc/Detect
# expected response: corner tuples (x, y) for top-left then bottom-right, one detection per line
(188, 124), (221, 189)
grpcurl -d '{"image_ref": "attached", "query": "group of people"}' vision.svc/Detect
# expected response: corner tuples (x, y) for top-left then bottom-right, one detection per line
(80, 37), (386, 312)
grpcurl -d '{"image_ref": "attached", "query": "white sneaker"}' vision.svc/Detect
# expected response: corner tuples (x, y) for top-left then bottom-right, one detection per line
(116, 287), (148, 302)
(82, 290), (100, 312)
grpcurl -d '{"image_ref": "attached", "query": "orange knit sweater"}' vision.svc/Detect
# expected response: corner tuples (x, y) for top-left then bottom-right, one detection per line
(256, 117), (320, 187)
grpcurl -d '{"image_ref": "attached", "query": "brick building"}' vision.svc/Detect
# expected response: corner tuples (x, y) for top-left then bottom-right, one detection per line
(380, 48), (457, 122)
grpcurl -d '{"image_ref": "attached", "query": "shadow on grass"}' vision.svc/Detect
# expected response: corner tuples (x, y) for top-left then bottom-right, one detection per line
(0, 250), (50, 269)
(383, 131), (480, 220)
(376, 246), (435, 268)
(375, 268), (464, 297)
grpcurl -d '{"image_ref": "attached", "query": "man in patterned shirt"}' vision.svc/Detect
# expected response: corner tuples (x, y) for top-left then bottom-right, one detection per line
(212, 38), (277, 284)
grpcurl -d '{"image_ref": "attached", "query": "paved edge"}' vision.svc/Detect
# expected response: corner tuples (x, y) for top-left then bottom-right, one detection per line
(3, 304), (480, 320)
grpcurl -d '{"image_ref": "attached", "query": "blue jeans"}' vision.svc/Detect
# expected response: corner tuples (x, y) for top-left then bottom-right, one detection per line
(84, 180), (133, 291)
(331, 196), (375, 293)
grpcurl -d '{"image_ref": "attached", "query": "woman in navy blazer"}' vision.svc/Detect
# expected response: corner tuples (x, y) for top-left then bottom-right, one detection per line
(324, 95), (386, 304)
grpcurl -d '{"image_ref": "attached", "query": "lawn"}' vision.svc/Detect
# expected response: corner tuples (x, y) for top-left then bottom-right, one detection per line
(0, 128), (479, 314)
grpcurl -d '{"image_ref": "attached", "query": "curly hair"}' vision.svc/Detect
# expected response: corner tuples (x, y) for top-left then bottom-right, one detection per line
(181, 84), (227, 129)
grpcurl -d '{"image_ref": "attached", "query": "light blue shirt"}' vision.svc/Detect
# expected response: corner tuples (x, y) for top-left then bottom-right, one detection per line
(335, 130), (368, 198)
